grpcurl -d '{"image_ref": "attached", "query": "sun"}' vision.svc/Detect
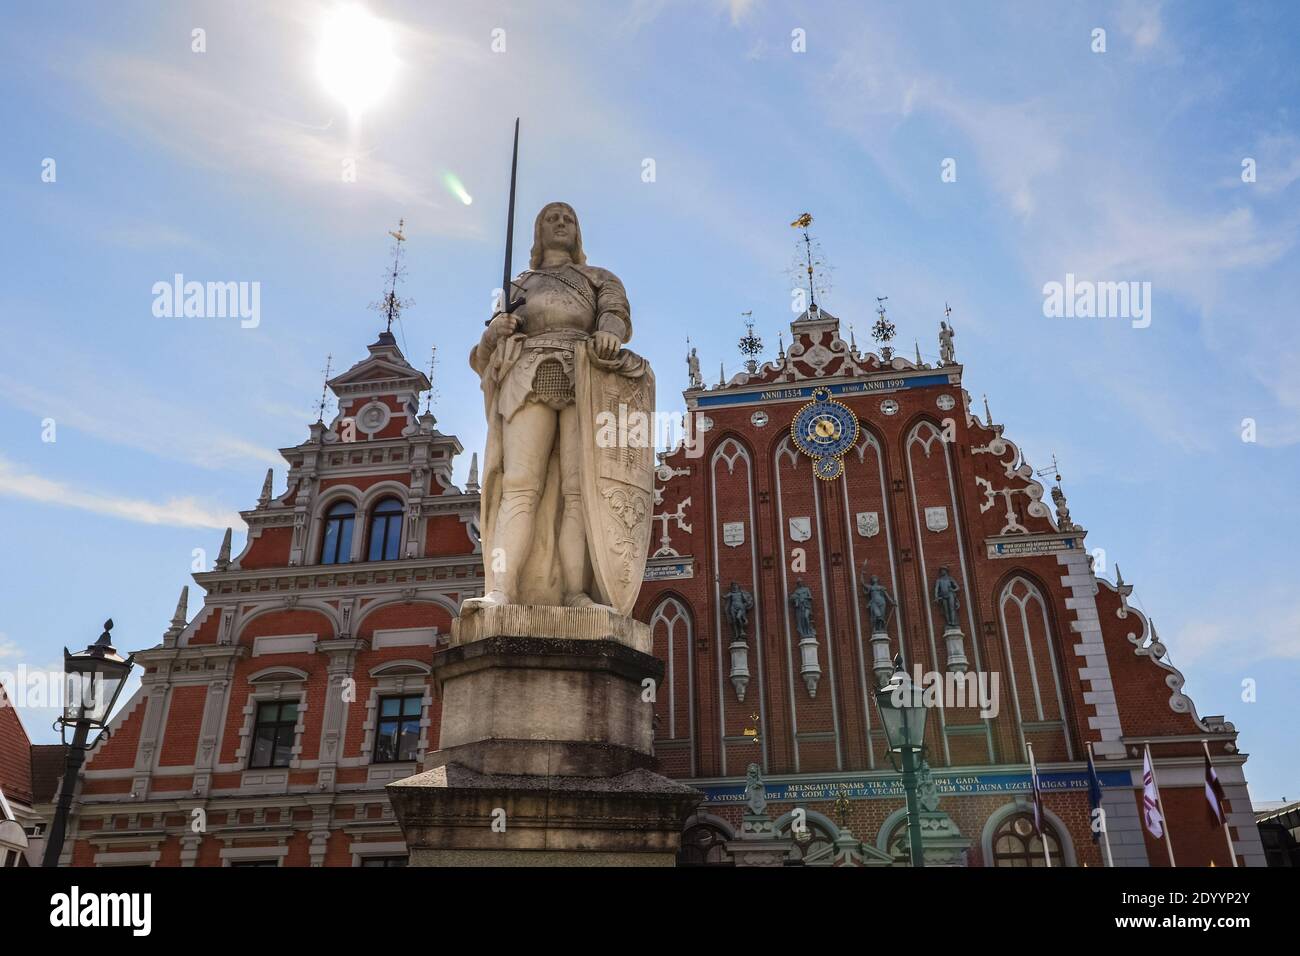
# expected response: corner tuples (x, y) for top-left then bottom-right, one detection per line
(317, 4), (397, 120)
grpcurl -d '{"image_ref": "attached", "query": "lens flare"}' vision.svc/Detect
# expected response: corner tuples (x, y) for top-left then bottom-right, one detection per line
(441, 171), (473, 205)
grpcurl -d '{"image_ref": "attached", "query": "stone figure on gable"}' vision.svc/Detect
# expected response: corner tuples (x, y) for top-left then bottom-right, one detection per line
(463, 202), (655, 616)
(687, 346), (702, 389)
(939, 320), (956, 365)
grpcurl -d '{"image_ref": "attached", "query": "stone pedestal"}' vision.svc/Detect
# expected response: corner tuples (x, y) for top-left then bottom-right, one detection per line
(918, 809), (971, 866)
(799, 636), (822, 697)
(942, 626), (969, 674)
(727, 812), (791, 867)
(388, 605), (701, 866)
(729, 640), (751, 701)
(869, 630), (894, 687)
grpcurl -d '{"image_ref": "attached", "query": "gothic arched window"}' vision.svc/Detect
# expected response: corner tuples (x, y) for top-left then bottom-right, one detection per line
(367, 498), (404, 561)
(320, 501), (356, 565)
(991, 812), (1062, 867)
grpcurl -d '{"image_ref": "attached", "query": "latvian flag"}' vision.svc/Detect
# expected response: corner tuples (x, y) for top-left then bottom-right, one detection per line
(1141, 745), (1165, 839)
(1205, 750), (1228, 827)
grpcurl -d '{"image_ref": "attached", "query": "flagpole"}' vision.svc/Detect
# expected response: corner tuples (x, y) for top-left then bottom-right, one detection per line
(1203, 739), (1238, 867)
(1027, 742), (1051, 868)
(1087, 741), (1114, 868)
(1146, 744), (1176, 867)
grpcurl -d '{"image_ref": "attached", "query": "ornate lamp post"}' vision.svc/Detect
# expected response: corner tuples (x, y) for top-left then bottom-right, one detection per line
(874, 655), (929, 867)
(42, 620), (135, 867)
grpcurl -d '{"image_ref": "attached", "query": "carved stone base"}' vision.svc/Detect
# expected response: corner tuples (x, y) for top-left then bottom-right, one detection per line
(870, 630), (894, 687)
(917, 809), (972, 866)
(389, 604), (702, 866)
(943, 626), (969, 674)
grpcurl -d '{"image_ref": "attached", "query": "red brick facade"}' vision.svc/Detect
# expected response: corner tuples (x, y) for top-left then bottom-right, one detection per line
(45, 316), (1264, 867)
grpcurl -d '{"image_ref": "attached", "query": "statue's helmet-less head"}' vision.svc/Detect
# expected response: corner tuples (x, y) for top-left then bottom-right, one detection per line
(530, 201), (587, 269)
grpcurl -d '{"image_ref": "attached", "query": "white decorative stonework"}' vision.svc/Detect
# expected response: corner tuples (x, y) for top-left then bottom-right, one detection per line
(355, 401), (391, 435)
(880, 399), (899, 416)
(936, 394), (955, 411)
(924, 506), (948, 532)
(723, 521), (746, 547)
(750, 410), (769, 427)
(856, 511), (880, 538)
(788, 516), (811, 542)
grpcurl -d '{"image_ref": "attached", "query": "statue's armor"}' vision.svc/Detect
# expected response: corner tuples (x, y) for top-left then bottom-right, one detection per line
(496, 264), (630, 422)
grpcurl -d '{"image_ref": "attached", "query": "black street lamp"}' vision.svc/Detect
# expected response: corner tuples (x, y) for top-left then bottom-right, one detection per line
(873, 655), (929, 867)
(42, 619), (135, 867)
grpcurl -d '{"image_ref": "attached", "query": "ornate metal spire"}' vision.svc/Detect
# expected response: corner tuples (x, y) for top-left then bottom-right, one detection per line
(738, 312), (763, 373)
(871, 296), (896, 361)
(788, 212), (831, 311)
(315, 354), (333, 423)
(422, 345), (438, 414)
(371, 219), (412, 335)
(983, 393), (993, 427)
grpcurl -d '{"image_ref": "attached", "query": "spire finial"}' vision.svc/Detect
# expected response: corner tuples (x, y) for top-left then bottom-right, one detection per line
(170, 585), (189, 630)
(467, 452), (480, 493)
(983, 393), (993, 427)
(718, 361), (726, 388)
(915, 340), (922, 365)
(258, 468), (274, 508)
(215, 527), (233, 571)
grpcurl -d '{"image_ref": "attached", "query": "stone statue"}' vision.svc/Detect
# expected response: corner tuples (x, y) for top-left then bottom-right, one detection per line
(918, 758), (941, 812)
(464, 202), (655, 615)
(933, 566), (961, 629)
(938, 320), (956, 365)
(790, 580), (816, 640)
(724, 581), (755, 643)
(862, 572), (895, 633)
(687, 346), (702, 389)
(744, 763), (767, 816)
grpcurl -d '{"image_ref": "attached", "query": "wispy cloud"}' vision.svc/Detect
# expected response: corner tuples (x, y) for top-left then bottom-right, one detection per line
(0, 455), (242, 529)
(0, 371), (282, 471)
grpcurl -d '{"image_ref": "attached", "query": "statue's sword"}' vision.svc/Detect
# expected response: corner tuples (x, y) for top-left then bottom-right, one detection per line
(487, 117), (525, 326)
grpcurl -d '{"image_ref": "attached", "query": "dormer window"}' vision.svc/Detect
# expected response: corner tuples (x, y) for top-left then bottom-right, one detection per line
(367, 497), (403, 561)
(320, 501), (356, 565)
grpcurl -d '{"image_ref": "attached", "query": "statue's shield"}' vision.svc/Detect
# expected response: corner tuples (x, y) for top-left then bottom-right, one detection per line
(576, 346), (655, 615)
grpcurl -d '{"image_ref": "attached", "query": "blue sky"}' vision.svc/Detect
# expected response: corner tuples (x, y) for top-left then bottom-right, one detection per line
(1, 1), (1297, 802)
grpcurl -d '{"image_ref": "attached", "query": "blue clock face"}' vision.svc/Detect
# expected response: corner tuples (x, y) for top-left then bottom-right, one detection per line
(790, 388), (859, 479)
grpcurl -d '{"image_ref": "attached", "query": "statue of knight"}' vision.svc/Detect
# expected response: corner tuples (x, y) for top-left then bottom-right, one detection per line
(464, 202), (655, 615)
